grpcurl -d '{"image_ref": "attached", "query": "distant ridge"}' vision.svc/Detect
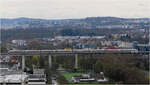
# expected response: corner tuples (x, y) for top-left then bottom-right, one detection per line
(1, 17), (149, 29)
(1, 16), (149, 21)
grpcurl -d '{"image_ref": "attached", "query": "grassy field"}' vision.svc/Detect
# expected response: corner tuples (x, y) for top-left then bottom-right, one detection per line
(62, 73), (83, 81)
(62, 73), (114, 85)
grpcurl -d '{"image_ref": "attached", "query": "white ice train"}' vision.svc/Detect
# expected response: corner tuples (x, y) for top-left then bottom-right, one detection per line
(27, 74), (46, 85)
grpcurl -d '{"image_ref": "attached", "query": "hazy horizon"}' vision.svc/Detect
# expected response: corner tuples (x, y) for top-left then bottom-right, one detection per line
(0, 0), (150, 19)
(1, 16), (150, 20)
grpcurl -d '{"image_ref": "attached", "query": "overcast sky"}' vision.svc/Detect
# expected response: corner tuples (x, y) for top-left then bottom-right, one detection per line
(0, 0), (150, 19)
